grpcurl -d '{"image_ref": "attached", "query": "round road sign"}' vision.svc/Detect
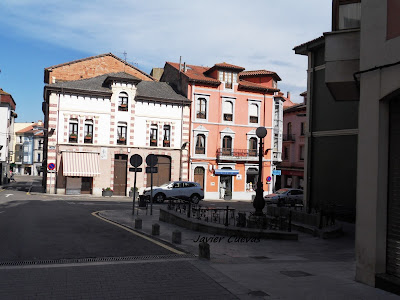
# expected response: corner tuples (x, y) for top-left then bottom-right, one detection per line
(48, 163), (55, 171)
(266, 176), (272, 182)
(146, 154), (158, 167)
(130, 154), (143, 167)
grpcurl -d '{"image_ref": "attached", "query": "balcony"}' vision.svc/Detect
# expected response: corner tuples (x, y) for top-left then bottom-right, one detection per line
(283, 134), (296, 142)
(324, 29), (360, 101)
(216, 148), (258, 161)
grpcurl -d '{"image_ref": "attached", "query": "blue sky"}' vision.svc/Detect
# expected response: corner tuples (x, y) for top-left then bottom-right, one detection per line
(0, 0), (331, 123)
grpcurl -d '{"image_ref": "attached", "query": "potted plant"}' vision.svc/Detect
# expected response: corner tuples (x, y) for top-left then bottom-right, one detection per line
(129, 187), (139, 198)
(102, 187), (113, 197)
(84, 134), (92, 140)
(69, 133), (77, 139)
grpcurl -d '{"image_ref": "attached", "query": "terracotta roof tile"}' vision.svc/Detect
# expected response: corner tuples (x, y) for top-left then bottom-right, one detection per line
(166, 62), (220, 85)
(213, 62), (245, 70)
(239, 70), (281, 81)
(238, 80), (280, 92)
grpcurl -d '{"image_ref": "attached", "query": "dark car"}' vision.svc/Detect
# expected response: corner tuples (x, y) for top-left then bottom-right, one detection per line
(264, 188), (303, 206)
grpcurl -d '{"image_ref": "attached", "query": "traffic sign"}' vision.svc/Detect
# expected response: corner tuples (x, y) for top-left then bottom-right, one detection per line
(146, 167), (158, 173)
(266, 176), (272, 182)
(129, 167), (143, 172)
(146, 154), (158, 167)
(48, 163), (55, 171)
(272, 170), (281, 176)
(130, 154), (143, 167)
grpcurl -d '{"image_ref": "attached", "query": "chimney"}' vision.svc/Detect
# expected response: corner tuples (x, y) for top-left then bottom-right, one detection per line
(183, 62), (187, 73)
(287, 91), (291, 100)
(179, 56), (182, 72)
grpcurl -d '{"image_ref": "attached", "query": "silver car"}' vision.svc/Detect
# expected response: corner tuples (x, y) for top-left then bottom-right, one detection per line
(264, 188), (304, 206)
(142, 181), (204, 204)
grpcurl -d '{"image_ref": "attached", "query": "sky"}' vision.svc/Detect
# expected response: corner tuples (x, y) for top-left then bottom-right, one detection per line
(0, 0), (331, 123)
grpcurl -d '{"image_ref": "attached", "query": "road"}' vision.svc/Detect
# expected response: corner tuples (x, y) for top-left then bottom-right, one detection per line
(0, 176), (237, 299)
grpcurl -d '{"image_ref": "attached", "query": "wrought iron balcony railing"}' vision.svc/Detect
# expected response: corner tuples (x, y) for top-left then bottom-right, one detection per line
(216, 148), (258, 160)
(283, 134), (296, 141)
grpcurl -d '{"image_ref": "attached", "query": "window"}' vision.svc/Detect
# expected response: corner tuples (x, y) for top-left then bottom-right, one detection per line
(84, 120), (93, 144)
(69, 119), (78, 143)
(163, 125), (170, 147)
(37, 153), (41, 162)
(196, 98), (207, 119)
(299, 145), (305, 161)
(249, 103), (259, 124)
(38, 140), (43, 150)
(249, 137), (257, 156)
(118, 92), (128, 111)
(246, 168), (258, 192)
(150, 125), (158, 147)
(219, 71), (237, 89)
(300, 122), (305, 136)
(223, 101), (233, 122)
(222, 136), (232, 156)
(284, 146), (289, 160)
(117, 122), (127, 145)
(332, 0), (361, 31)
(195, 134), (205, 154)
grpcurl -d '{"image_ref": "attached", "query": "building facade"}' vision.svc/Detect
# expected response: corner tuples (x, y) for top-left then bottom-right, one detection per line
(43, 69), (190, 196)
(13, 122), (44, 176)
(161, 62), (284, 200)
(277, 93), (306, 190)
(295, 0), (400, 293)
(0, 88), (17, 184)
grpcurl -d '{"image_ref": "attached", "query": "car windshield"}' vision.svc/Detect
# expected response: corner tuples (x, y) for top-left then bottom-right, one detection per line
(275, 189), (289, 194)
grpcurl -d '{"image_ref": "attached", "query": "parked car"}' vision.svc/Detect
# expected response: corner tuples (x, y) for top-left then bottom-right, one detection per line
(142, 181), (204, 204)
(264, 188), (303, 206)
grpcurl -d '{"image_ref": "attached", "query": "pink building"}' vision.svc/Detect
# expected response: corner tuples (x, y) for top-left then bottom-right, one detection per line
(161, 62), (285, 200)
(277, 92), (306, 190)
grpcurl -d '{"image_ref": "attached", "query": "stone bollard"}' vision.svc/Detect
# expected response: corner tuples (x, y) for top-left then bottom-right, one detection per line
(135, 218), (142, 229)
(199, 242), (210, 260)
(172, 230), (182, 244)
(152, 223), (160, 236)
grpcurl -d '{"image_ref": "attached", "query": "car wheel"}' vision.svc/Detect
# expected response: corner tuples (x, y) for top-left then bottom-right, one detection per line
(190, 194), (200, 204)
(154, 193), (165, 203)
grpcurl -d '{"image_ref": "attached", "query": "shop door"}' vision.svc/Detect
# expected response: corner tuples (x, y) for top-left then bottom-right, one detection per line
(387, 98), (400, 277)
(114, 154), (127, 196)
(81, 177), (92, 194)
(220, 175), (232, 200)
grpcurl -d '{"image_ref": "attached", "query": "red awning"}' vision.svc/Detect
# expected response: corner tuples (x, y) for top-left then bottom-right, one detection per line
(62, 152), (100, 177)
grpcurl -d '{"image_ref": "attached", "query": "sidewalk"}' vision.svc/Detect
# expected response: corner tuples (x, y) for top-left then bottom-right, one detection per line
(99, 206), (399, 299)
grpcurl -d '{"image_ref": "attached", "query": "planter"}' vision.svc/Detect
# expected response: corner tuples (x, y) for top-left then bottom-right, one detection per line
(102, 190), (113, 197)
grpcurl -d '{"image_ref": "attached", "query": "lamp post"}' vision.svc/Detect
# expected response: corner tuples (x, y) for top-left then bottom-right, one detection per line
(253, 127), (267, 216)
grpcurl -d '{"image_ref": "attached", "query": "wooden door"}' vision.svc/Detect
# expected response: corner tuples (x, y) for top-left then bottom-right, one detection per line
(146, 155), (171, 187)
(81, 177), (92, 194)
(194, 167), (205, 189)
(114, 155), (127, 196)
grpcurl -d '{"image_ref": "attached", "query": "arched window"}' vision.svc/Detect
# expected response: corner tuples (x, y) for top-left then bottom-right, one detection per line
(195, 134), (206, 154)
(84, 119), (93, 144)
(196, 98), (207, 119)
(118, 92), (128, 111)
(222, 136), (232, 156)
(249, 137), (257, 156)
(249, 103), (259, 123)
(117, 122), (127, 145)
(223, 101), (233, 121)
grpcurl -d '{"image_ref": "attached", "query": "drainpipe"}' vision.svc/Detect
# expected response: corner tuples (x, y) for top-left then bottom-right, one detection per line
(306, 53), (315, 214)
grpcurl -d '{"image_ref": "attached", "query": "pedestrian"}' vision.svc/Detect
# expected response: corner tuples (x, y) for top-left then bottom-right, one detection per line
(10, 171), (15, 182)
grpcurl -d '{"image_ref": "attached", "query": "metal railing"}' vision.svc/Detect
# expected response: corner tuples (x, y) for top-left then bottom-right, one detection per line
(283, 134), (296, 141)
(216, 148), (258, 159)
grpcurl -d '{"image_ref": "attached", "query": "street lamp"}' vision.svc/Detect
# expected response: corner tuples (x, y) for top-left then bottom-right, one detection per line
(253, 127), (267, 216)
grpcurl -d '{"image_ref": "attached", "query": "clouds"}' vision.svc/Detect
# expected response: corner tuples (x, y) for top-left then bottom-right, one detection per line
(1, 0), (331, 103)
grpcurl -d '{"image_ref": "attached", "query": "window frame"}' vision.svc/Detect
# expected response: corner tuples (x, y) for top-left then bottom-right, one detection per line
(118, 92), (129, 111)
(222, 98), (235, 123)
(249, 103), (259, 124)
(84, 120), (94, 144)
(150, 125), (158, 147)
(117, 123), (127, 145)
(69, 119), (79, 143)
(163, 125), (171, 147)
(195, 134), (206, 155)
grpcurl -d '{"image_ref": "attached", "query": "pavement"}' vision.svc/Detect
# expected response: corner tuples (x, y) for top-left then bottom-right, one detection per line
(1, 176), (399, 299)
(97, 204), (400, 299)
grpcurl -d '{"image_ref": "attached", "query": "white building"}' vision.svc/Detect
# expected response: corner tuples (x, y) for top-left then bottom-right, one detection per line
(0, 88), (17, 184)
(43, 72), (190, 196)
